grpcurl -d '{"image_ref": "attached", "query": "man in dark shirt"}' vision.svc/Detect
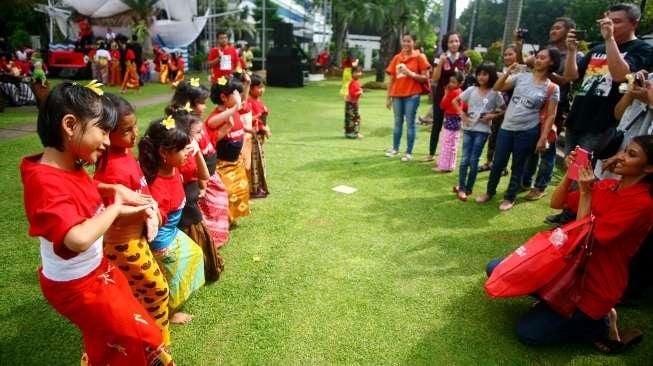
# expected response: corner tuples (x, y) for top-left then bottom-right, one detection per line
(547, 3), (653, 225)
(564, 3), (653, 155)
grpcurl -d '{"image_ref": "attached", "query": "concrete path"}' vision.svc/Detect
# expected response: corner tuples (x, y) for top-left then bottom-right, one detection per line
(0, 93), (171, 142)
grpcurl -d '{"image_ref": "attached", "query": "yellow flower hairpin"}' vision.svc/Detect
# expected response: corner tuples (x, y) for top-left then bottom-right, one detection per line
(161, 115), (176, 130)
(182, 102), (193, 113)
(217, 76), (228, 86)
(84, 80), (104, 96)
(190, 77), (200, 87)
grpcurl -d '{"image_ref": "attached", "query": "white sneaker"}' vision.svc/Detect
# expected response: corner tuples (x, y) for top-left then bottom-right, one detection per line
(385, 149), (398, 157)
(400, 154), (413, 162)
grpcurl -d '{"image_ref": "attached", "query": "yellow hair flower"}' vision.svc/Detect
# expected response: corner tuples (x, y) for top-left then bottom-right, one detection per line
(84, 80), (104, 96)
(217, 76), (228, 86)
(182, 102), (193, 113)
(161, 115), (176, 130)
(190, 77), (200, 87)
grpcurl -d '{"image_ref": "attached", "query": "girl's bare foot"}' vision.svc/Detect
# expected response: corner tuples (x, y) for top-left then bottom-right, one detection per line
(170, 312), (193, 324)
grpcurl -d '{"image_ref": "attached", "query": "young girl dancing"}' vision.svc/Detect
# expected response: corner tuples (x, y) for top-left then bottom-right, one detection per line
(168, 79), (230, 246)
(434, 71), (465, 172)
(248, 74), (271, 198)
(174, 109), (224, 282)
(94, 93), (172, 345)
(455, 62), (505, 200)
(21, 82), (173, 365)
(206, 76), (251, 224)
(139, 116), (206, 324)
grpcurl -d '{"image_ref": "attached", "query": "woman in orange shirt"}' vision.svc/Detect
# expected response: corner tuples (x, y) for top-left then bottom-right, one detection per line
(384, 33), (431, 162)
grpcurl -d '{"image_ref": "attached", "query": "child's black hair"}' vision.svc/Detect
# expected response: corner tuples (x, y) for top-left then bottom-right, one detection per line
(169, 109), (201, 135)
(449, 70), (465, 85)
(210, 77), (243, 105)
(540, 47), (562, 74)
(352, 65), (363, 73)
(37, 81), (117, 151)
(105, 93), (135, 121)
(250, 73), (264, 87)
(475, 62), (499, 88)
(138, 116), (191, 184)
(166, 80), (210, 115)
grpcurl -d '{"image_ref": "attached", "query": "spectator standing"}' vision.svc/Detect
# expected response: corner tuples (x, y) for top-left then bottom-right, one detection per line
(207, 30), (241, 84)
(547, 3), (653, 225)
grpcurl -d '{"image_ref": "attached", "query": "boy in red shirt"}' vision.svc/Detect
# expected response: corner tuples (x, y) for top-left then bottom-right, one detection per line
(207, 30), (240, 83)
(344, 66), (364, 139)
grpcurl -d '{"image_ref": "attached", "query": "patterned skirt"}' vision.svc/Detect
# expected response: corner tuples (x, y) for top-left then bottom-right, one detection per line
(40, 258), (174, 366)
(104, 231), (171, 346)
(109, 60), (122, 86)
(344, 101), (360, 137)
(217, 157), (251, 221)
(250, 134), (269, 197)
(153, 231), (205, 312)
(180, 222), (224, 282)
(198, 174), (230, 247)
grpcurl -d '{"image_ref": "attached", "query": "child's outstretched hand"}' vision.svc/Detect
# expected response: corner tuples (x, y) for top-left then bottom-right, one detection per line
(462, 114), (471, 127)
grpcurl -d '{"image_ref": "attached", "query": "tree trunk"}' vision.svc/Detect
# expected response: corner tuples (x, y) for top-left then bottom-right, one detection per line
(501, 0), (523, 52)
(375, 25), (397, 83)
(332, 17), (348, 68)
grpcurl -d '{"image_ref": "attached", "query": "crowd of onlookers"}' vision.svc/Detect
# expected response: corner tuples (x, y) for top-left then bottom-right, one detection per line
(378, 2), (653, 355)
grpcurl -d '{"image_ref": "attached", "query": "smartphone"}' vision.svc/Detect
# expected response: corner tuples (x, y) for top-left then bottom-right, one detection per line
(575, 29), (587, 42)
(634, 72), (645, 87)
(568, 147), (591, 181)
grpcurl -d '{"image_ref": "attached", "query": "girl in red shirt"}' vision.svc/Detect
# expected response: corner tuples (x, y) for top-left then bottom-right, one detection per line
(21, 83), (173, 365)
(109, 41), (122, 86)
(206, 76), (251, 223)
(168, 80), (231, 246)
(344, 66), (363, 139)
(138, 116), (206, 325)
(94, 94), (171, 346)
(486, 136), (653, 352)
(173, 110), (224, 282)
(435, 71), (465, 172)
(120, 48), (140, 93)
(248, 74), (271, 198)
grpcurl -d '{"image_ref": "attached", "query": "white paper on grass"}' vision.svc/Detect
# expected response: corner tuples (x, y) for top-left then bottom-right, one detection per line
(332, 185), (358, 194)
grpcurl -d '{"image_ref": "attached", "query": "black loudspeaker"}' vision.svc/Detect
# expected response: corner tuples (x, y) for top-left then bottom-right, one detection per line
(273, 23), (294, 47)
(266, 46), (304, 87)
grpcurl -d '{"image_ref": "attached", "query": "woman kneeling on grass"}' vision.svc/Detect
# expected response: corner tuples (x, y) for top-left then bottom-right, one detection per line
(486, 136), (653, 353)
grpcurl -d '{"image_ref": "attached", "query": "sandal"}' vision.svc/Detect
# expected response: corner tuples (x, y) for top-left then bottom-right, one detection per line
(478, 163), (491, 172)
(594, 329), (643, 354)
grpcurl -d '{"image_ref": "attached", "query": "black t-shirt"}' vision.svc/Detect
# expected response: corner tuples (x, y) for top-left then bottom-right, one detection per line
(566, 39), (653, 133)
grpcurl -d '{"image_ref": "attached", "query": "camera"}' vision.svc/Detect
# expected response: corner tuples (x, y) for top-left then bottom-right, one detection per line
(516, 28), (529, 39)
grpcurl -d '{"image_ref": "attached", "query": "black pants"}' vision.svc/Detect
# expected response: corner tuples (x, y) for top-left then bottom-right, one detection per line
(624, 230), (653, 299)
(429, 92), (445, 155)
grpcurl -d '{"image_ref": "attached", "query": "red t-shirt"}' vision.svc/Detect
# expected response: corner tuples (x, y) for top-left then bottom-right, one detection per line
(199, 128), (216, 155)
(566, 179), (653, 319)
(208, 45), (240, 83)
(347, 79), (363, 104)
(125, 49), (136, 61)
(21, 154), (104, 259)
(148, 170), (186, 225)
(110, 50), (121, 61)
(439, 88), (463, 116)
(248, 97), (269, 131)
(204, 107), (245, 145)
(179, 153), (198, 183)
(385, 50), (430, 97)
(93, 149), (150, 206)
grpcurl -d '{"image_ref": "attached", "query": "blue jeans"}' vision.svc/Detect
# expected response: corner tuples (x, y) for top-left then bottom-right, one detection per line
(458, 130), (489, 193)
(522, 140), (557, 190)
(392, 95), (421, 154)
(486, 126), (540, 202)
(485, 258), (608, 346)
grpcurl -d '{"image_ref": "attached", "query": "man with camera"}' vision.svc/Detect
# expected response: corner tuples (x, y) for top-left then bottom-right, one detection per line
(546, 3), (653, 225)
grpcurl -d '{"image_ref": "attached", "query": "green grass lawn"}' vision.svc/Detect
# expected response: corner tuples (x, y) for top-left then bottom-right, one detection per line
(0, 77), (651, 365)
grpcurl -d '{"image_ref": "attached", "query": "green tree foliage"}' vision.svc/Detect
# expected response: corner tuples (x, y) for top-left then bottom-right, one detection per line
(459, 0), (652, 49)
(464, 49), (483, 68)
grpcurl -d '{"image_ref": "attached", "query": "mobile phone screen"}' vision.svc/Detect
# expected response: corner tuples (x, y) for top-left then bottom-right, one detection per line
(568, 147), (590, 181)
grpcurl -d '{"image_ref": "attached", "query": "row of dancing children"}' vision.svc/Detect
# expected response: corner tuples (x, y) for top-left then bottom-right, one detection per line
(20, 75), (271, 365)
(155, 48), (186, 86)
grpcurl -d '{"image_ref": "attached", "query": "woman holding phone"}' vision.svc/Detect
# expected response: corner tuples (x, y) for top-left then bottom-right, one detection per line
(476, 47), (561, 211)
(486, 135), (653, 353)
